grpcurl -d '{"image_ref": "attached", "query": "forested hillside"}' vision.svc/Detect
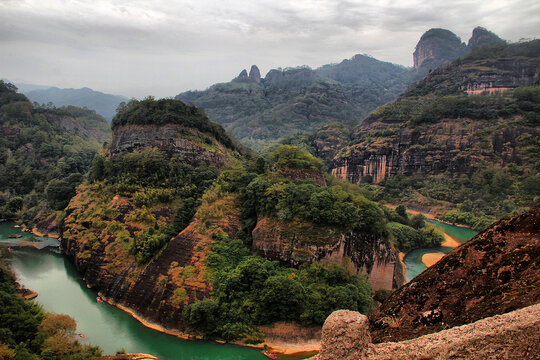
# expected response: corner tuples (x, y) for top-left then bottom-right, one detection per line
(60, 99), (442, 344)
(0, 81), (111, 232)
(330, 40), (540, 229)
(176, 56), (412, 151)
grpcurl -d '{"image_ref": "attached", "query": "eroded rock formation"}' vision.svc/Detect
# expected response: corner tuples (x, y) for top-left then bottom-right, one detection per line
(110, 124), (228, 165)
(252, 217), (405, 290)
(313, 303), (540, 359)
(413, 28), (467, 74)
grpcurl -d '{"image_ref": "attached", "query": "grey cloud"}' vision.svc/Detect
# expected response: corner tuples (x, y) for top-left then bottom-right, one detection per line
(0, 0), (539, 98)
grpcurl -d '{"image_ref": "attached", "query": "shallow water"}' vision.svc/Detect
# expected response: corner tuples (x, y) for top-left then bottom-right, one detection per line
(404, 220), (478, 281)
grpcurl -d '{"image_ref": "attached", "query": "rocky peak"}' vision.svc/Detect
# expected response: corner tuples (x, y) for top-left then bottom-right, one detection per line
(237, 69), (248, 79)
(467, 26), (505, 50)
(248, 65), (261, 83)
(413, 28), (467, 73)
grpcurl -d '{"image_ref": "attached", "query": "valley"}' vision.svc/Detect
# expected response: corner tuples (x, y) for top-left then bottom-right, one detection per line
(1, 21), (538, 360)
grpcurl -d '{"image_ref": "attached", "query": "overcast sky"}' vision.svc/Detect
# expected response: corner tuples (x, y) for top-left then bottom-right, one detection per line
(1, 0), (539, 98)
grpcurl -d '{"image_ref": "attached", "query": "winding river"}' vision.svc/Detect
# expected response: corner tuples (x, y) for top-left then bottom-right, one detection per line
(1, 219), (477, 359)
(403, 220), (478, 281)
(0, 223), (268, 360)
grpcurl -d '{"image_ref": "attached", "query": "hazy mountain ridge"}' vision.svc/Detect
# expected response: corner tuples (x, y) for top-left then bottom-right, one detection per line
(23, 86), (129, 121)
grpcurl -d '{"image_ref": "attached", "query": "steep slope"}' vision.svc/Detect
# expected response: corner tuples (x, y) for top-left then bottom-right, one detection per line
(62, 99), (251, 332)
(370, 204), (540, 343)
(176, 56), (412, 150)
(467, 26), (505, 51)
(413, 26), (505, 76)
(24, 86), (129, 121)
(0, 81), (111, 234)
(331, 40), (540, 227)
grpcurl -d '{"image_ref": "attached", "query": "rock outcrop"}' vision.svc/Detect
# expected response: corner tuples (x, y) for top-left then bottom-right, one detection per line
(413, 28), (467, 74)
(313, 303), (540, 359)
(467, 26), (505, 50)
(370, 204), (540, 343)
(248, 65), (261, 83)
(316, 310), (371, 360)
(413, 27), (505, 76)
(237, 69), (248, 79)
(110, 124), (227, 165)
(252, 217), (405, 290)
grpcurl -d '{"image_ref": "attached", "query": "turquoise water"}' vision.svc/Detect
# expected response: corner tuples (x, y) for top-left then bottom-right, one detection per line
(404, 219), (478, 281)
(0, 222), (270, 360)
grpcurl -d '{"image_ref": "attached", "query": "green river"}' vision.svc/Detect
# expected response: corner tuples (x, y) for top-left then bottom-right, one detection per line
(0, 222), (269, 360)
(403, 219), (478, 281)
(1, 219), (477, 358)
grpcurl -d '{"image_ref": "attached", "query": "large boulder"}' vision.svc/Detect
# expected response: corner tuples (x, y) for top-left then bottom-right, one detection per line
(316, 310), (371, 360)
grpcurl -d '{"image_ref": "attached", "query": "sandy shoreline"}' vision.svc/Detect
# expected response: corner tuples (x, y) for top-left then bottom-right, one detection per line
(442, 233), (461, 248)
(421, 253), (445, 267)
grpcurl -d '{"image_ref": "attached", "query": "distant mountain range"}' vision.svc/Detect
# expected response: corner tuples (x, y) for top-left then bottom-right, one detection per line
(2, 81), (129, 121)
(176, 26), (506, 150)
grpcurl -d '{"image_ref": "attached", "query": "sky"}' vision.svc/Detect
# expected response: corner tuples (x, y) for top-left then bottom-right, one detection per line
(1, 0), (539, 98)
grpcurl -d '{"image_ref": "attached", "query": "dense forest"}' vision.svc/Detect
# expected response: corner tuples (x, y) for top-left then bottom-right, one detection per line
(0, 81), (111, 229)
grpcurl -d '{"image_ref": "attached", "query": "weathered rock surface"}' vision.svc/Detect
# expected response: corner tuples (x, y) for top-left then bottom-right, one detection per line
(370, 204), (540, 343)
(413, 28), (467, 74)
(249, 65), (261, 83)
(110, 124), (227, 165)
(252, 217), (405, 290)
(316, 310), (371, 360)
(314, 303), (540, 359)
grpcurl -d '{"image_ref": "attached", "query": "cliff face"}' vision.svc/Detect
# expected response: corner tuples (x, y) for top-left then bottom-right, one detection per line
(369, 204), (540, 343)
(63, 190), (241, 329)
(252, 217), (405, 290)
(110, 124), (228, 165)
(331, 41), (540, 185)
(413, 28), (467, 74)
(332, 119), (536, 184)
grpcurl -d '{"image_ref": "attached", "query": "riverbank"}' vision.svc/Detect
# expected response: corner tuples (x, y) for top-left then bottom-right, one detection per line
(384, 204), (473, 230)
(100, 293), (320, 358)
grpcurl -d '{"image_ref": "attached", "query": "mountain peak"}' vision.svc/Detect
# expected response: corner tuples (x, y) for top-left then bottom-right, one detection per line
(237, 69), (248, 79)
(249, 65), (261, 83)
(467, 26), (505, 50)
(413, 28), (467, 73)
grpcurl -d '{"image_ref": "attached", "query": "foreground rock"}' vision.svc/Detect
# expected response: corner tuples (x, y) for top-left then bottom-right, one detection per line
(316, 310), (371, 360)
(314, 303), (540, 359)
(371, 204), (540, 342)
